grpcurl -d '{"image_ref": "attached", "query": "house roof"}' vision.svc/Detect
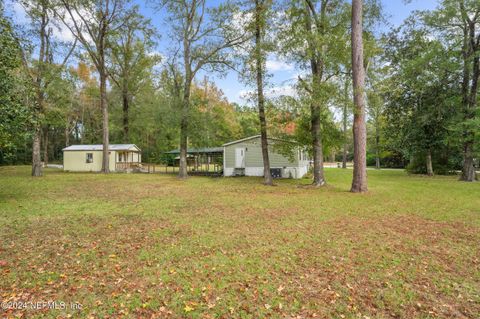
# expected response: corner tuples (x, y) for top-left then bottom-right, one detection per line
(62, 144), (141, 152)
(165, 147), (223, 155)
(222, 135), (296, 147)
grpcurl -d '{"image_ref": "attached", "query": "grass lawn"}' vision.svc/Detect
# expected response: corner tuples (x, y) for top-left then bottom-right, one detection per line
(0, 166), (479, 319)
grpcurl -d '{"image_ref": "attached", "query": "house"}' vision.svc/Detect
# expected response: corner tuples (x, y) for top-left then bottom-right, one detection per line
(222, 135), (309, 179)
(63, 144), (141, 172)
(164, 136), (309, 179)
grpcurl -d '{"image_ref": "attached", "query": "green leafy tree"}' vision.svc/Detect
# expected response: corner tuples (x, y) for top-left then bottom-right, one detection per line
(423, 0), (480, 181)
(14, 0), (76, 175)
(107, 5), (159, 142)
(235, 0), (275, 185)
(57, 0), (128, 173)
(158, 0), (247, 179)
(0, 5), (32, 163)
(279, 0), (351, 186)
(188, 78), (243, 148)
(383, 21), (461, 175)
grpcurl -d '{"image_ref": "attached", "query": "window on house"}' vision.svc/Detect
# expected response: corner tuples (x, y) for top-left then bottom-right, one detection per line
(86, 153), (93, 163)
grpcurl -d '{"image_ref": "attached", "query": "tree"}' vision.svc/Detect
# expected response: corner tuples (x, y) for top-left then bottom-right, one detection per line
(456, 0), (479, 181)
(365, 55), (386, 170)
(279, 0), (351, 186)
(30, 0), (49, 176)
(188, 78), (243, 147)
(159, 0), (247, 179)
(254, 0), (273, 185)
(0, 4), (32, 162)
(68, 62), (103, 146)
(14, 0), (76, 176)
(362, 32), (384, 170)
(382, 21), (461, 176)
(424, 0), (479, 181)
(107, 5), (159, 142)
(235, 0), (279, 185)
(42, 64), (78, 161)
(57, 0), (127, 173)
(301, 0), (328, 186)
(350, 0), (368, 192)
(18, 0), (51, 176)
(341, 72), (351, 169)
(367, 89), (383, 170)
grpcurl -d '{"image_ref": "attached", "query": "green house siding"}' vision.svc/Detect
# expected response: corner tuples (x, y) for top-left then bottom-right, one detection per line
(224, 137), (299, 168)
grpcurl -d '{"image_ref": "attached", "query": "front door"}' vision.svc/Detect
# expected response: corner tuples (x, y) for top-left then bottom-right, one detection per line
(235, 148), (246, 168)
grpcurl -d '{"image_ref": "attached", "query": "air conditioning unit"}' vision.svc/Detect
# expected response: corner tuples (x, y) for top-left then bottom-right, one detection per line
(270, 168), (282, 179)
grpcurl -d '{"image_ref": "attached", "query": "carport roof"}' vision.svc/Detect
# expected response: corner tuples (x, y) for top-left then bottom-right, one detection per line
(165, 147), (223, 154)
(222, 135), (297, 146)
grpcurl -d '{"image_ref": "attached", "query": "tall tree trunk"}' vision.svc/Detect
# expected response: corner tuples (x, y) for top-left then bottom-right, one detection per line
(426, 149), (433, 176)
(97, 16), (110, 173)
(459, 19), (479, 182)
(375, 123), (380, 169)
(304, 1), (326, 186)
(461, 142), (476, 181)
(51, 127), (56, 161)
(311, 101), (325, 186)
(100, 71), (110, 173)
(122, 88), (129, 143)
(350, 0), (368, 193)
(65, 118), (70, 147)
(342, 75), (349, 169)
(31, 1), (48, 177)
(178, 82), (190, 179)
(32, 125), (42, 176)
(255, 0), (272, 185)
(43, 125), (49, 165)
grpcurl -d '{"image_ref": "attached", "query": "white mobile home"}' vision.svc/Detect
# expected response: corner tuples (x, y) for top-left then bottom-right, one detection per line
(63, 144), (141, 172)
(222, 136), (309, 179)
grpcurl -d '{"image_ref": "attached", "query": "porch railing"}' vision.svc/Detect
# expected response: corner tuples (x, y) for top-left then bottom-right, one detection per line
(115, 162), (139, 171)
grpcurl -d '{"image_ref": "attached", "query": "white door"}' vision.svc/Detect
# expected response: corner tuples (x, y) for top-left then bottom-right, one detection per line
(235, 148), (246, 168)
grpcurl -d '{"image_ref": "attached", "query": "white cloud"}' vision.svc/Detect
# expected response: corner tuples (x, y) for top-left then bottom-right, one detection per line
(53, 7), (92, 43)
(230, 11), (253, 31)
(238, 89), (254, 101)
(266, 59), (294, 72)
(265, 84), (296, 98)
(292, 69), (309, 80)
(51, 21), (76, 43)
(8, 1), (77, 43)
(238, 84), (296, 102)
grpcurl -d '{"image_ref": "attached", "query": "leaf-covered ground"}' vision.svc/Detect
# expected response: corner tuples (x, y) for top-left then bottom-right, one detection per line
(0, 166), (479, 318)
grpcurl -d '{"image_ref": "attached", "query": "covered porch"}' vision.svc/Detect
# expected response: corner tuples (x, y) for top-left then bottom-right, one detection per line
(112, 144), (142, 172)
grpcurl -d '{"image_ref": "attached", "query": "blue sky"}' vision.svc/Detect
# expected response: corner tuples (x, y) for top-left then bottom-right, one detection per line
(135, 0), (439, 104)
(9, 0), (440, 104)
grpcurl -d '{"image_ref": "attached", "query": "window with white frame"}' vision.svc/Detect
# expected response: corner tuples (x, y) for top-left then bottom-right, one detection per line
(86, 153), (93, 163)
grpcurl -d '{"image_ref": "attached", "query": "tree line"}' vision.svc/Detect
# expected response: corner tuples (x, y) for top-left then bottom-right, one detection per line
(0, 0), (478, 191)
